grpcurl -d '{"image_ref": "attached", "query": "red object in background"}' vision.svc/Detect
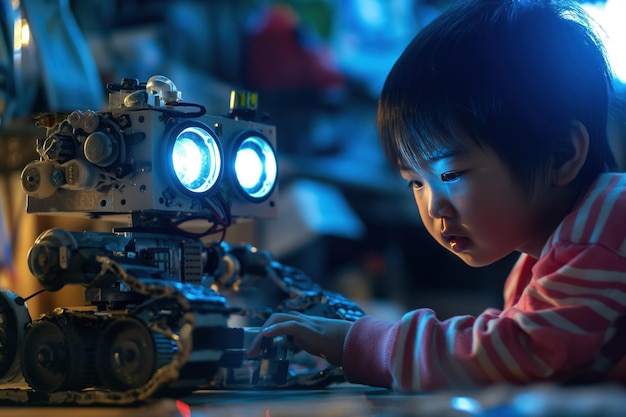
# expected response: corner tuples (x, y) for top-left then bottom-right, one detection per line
(176, 399), (191, 417)
(246, 5), (345, 92)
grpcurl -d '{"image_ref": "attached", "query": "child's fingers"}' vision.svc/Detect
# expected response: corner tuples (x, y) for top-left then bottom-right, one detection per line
(246, 313), (306, 357)
(246, 331), (264, 357)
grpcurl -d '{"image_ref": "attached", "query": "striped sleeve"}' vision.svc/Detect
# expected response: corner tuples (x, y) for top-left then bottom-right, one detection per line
(342, 173), (626, 391)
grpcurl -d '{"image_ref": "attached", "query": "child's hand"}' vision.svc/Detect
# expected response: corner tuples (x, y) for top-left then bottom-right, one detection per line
(246, 311), (354, 366)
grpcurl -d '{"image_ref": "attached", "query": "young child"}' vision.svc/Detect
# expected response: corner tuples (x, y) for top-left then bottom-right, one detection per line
(248, 0), (626, 391)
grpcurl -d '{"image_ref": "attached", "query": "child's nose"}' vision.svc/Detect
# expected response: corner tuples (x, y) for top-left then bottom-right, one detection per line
(427, 186), (454, 219)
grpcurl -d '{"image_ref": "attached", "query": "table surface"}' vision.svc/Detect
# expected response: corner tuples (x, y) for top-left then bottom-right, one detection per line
(2, 382), (626, 417)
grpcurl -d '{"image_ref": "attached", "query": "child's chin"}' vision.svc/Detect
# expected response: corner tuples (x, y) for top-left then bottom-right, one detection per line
(454, 252), (498, 268)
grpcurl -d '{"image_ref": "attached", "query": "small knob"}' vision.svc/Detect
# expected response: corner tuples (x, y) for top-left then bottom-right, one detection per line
(84, 131), (119, 167)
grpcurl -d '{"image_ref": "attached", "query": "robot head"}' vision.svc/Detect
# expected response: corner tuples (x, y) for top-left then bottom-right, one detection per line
(20, 75), (278, 224)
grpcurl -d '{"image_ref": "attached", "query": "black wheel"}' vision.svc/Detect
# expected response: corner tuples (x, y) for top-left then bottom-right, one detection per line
(96, 317), (162, 391)
(0, 290), (31, 384)
(21, 313), (99, 393)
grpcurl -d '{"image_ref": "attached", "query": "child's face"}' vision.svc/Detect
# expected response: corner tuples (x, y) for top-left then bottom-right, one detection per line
(400, 138), (547, 266)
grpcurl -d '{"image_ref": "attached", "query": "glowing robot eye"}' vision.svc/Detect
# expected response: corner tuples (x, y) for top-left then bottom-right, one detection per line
(233, 135), (277, 201)
(170, 126), (222, 194)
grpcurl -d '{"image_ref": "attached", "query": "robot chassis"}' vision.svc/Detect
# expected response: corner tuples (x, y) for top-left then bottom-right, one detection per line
(0, 76), (364, 405)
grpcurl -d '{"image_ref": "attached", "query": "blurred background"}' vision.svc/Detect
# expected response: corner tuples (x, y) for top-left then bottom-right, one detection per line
(0, 0), (625, 319)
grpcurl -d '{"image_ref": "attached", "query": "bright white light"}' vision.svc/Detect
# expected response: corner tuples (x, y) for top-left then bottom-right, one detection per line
(582, 0), (626, 84)
(235, 148), (264, 189)
(173, 138), (203, 185)
(234, 136), (277, 200)
(20, 19), (30, 47)
(171, 126), (221, 194)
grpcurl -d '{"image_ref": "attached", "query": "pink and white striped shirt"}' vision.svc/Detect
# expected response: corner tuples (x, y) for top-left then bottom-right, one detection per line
(342, 173), (626, 391)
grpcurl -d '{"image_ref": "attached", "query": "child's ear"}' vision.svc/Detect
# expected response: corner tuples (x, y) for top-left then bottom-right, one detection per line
(553, 120), (589, 186)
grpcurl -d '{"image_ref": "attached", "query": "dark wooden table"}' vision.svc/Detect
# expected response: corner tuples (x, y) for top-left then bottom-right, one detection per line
(2, 382), (626, 417)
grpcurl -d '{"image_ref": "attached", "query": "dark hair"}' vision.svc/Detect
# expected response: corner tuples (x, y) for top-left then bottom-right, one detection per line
(377, 0), (617, 195)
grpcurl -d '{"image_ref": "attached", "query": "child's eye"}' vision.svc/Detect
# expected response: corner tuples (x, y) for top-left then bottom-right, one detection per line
(441, 171), (463, 182)
(407, 180), (423, 189)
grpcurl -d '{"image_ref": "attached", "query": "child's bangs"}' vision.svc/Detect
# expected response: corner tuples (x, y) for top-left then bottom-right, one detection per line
(384, 110), (464, 172)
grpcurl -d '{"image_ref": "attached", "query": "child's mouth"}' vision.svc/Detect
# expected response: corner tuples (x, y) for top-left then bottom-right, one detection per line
(448, 236), (471, 252)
